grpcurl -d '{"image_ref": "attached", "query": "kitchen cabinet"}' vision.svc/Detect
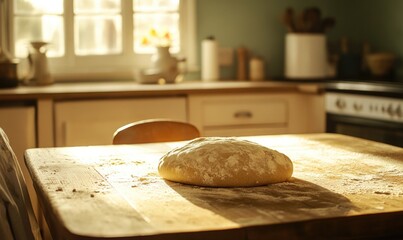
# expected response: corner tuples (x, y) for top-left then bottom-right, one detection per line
(0, 104), (36, 159)
(189, 93), (324, 136)
(0, 104), (38, 217)
(54, 97), (187, 147)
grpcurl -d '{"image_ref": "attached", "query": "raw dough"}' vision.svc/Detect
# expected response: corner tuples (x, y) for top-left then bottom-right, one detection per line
(158, 137), (293, 187)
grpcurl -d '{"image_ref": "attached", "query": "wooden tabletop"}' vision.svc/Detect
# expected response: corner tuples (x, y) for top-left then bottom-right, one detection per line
(24, 133), (403, 240)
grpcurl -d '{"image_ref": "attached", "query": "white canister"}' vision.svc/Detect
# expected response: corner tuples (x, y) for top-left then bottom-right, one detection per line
(249, 57), (265, 81)
(285, 33), (327, 79)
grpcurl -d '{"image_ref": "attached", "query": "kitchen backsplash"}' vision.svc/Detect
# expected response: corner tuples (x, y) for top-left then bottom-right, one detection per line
(189, 0), (403, 80)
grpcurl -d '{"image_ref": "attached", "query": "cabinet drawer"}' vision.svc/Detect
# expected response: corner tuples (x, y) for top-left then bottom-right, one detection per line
(203, 100), (287, 127)
(204, 126), (289, 137)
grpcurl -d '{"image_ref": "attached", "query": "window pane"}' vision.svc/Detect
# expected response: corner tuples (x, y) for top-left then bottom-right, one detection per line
(14, 0), (63, 14)
(14, 16), (64, 58)
(133, 0), (179, 12)
(75, 16), (122, 55)
(134, 13), (179, 54)
(74, 0), (120, 14)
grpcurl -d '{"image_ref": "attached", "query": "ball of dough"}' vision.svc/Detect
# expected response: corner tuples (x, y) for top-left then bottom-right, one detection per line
(158, 137), (293, 187)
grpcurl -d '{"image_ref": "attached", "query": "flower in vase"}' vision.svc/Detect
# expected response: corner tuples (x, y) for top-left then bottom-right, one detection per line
(141, 27), (172, 48)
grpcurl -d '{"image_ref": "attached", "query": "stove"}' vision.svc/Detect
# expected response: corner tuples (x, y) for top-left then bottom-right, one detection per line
(325, 80), (403, 147)
(326, 93), (403, 123)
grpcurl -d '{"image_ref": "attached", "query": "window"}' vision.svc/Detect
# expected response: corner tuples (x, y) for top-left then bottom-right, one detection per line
(74, 0), (122, 56)
(13, 0), (64, 58)
(133, 0), (180, 54)
(8, 0), (196, 81)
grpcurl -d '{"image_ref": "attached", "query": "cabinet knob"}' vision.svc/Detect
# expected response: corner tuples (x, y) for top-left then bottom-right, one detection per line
(234, 111), (253, 119)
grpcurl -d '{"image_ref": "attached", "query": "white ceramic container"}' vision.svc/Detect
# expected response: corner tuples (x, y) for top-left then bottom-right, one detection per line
(285, 33), (327, 79)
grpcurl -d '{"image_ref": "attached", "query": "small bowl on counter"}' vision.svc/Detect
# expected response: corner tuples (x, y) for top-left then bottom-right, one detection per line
(366, 52), (396, 77)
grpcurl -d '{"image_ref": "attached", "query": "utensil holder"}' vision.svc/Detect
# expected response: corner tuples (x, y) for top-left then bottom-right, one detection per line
(285, 33), (327, 79)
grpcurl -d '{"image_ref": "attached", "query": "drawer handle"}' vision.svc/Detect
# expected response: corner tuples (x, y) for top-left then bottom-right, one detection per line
(234, 111), (253, 119)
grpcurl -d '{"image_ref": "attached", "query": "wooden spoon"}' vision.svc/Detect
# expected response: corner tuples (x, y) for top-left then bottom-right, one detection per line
(303, 7), (322, 33)
(321, 17), (335, 33)
(282, 7), (296, 32)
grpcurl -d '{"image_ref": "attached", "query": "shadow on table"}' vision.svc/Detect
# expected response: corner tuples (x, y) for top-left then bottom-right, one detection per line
(166, 177), (356, 222)
(165, 177), (364, 239)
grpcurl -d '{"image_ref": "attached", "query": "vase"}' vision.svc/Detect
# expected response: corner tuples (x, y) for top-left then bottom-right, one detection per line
(150, 46), (179, 83)
(26, 41), (53, 85)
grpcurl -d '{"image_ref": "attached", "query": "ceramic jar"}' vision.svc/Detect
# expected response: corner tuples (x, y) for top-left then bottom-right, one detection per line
(284, 33), (327, 79)
(249, 56), (265, 81)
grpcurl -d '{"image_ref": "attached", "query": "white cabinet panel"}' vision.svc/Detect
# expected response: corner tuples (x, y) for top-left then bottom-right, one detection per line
(55, 97), (187, 146)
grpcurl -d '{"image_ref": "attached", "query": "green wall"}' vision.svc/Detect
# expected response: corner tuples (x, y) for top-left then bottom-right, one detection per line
(192, 0), (403, 80)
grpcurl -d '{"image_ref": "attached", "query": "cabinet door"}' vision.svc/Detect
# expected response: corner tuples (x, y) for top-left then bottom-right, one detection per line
(0, 105), (37, 217)
(55, 97), (187, 146)
(0, 106), (36, 159)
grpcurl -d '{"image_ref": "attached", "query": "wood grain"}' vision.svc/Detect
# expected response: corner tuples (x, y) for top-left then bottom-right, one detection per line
(24, 134), (403, 239)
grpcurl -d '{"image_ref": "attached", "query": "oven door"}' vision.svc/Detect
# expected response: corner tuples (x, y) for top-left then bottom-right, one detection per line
(326, 113), (403, 148)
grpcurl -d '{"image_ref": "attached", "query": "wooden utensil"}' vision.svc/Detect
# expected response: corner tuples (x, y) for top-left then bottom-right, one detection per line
(321, 17), (336, 33)
(281, 7), (335, 34)
(282, 7), (295, 32)
(302, 7), (321, 33)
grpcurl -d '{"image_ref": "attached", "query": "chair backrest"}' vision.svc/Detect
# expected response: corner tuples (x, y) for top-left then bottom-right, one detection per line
(0, 128), (41, 240)
(112, 119), (200, 144)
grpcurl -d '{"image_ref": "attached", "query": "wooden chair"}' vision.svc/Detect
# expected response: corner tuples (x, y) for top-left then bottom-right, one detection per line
(0, 128), (41, 240)
(112, 119), (201, 144)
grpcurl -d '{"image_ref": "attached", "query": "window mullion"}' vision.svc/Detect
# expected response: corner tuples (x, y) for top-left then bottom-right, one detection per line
(64, 0), (74, 65)
(180, 0), (198, 71)
(5, 0), (14, 56)
(121, 0), (133, 58)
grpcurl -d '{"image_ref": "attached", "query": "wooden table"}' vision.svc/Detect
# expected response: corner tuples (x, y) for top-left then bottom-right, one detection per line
(25, 133), (403, 240)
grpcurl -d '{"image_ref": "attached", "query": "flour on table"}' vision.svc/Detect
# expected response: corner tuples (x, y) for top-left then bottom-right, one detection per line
(158, 137), (293, 187)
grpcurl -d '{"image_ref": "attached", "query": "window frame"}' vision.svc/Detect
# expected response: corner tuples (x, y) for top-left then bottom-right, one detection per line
(7, 0), (197, 81)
